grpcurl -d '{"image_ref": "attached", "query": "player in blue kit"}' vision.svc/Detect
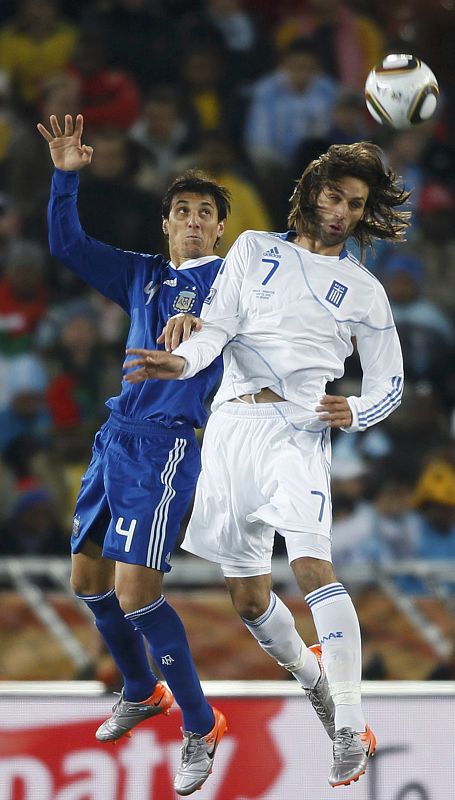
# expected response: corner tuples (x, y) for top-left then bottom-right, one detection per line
(37, 113), (230, 796)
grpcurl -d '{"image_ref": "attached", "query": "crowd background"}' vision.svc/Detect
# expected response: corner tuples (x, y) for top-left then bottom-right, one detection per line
(0, 0), (455, 681)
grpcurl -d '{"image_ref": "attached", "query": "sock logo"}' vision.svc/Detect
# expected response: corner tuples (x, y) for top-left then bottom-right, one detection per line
(161, 654), (175, 665)
(320, 631), (343, 643)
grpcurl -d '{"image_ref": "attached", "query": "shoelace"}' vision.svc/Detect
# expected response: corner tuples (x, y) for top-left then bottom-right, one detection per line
(111, 690), (123, 713)
(180, 731), (204, 765)
(333, 728), (356, 759)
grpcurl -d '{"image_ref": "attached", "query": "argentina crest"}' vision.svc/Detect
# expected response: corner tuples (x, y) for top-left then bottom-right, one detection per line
(173, 286), (197, 312)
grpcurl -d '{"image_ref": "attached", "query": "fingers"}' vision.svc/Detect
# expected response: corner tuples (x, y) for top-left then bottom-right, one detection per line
(158, 314), (203, 351)
(123, 349), (185, 382)
(183, 314), (202, 340)
(316, 394), (352, 428)
(74, 113), (84, 139)
(171, 316), (192, 350)
(64, 114), (73, 137)
(125, 348), (152, 358)
(81, 144), (93, 163)
(49, 115), (63, 137)
(123, 355), (147, 370)
(36, 122), (53, 142)
(39, 114), (83, 141)
(124, 367), (148, 384)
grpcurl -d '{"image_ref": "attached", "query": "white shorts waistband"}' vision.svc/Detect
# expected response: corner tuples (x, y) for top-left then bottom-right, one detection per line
(217, 400), (318, 421)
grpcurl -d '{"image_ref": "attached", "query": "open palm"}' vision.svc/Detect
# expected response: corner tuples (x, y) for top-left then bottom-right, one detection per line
(37, 114), (93, 172)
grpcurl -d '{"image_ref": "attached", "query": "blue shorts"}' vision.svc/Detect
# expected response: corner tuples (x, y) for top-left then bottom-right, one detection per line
(70, 412), (200, 571)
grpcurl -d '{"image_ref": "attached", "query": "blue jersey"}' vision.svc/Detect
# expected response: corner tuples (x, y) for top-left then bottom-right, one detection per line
(48, 168), (223, 429)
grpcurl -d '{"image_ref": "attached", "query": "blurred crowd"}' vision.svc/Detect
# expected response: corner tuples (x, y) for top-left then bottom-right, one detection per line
(0, 0), (455, 575)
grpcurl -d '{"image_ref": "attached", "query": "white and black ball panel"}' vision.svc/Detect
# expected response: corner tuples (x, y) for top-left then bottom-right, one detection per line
(364, 54), (439, 129)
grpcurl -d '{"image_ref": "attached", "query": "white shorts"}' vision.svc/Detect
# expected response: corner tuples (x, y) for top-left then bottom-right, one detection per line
(181, 401), (333, 576)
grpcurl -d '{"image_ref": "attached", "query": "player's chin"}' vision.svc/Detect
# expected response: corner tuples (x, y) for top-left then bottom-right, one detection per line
(183, 242), (205, 258)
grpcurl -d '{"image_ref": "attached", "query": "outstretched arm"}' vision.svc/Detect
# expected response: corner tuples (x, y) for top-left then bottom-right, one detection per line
(37, 114), (93, 171)
(37, 112), (137, 310)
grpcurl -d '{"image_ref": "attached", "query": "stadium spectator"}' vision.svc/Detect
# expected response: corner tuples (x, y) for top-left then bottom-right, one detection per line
(243, 38), (339, 175)
(275, 0), (385, 90)
(81, 0), (176, 91)
(0, 193), (23, 269)
(329, 451), (378, 567)
(0, 352), (50, 454)
(129, 85), (198, 195)
(0, 479), (67, 556)
(382, 128), (430, 232)
(67, 27), (141, 131)
(176, 0), (274, 88)
(378, 251), (455, 404)
(43, 301), (112, 436)
(0, 0), (78, 109)
(179, 45), (235, 139)
(412, 458), (455, 560)
(414, 182), (455, 314)
(0, 240), (48, 356)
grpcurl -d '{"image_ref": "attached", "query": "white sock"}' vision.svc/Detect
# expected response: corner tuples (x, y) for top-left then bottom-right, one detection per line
(242, 592), (320, 688)
(306, 582), (365, 732)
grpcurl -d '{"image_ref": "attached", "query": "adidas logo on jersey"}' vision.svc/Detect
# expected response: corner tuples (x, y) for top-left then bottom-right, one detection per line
(163, 278), (177, 287)
(262, 245), (281, 258)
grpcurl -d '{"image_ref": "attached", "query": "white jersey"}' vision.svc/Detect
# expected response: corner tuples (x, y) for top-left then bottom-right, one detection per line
(174, 230), (404, 432)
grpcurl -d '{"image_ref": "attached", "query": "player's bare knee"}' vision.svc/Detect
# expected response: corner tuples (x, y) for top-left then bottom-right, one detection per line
(115, 564), (163, 613)
(228, 586), (271, 619)
(225, 574), (272, 620)
(70, 569), (114, 598)
(116, 588), (161, 615)
(291, 556), (337, 596)
(70, 548), (114, 597)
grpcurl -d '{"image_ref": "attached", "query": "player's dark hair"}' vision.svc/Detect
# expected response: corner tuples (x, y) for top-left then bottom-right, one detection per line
(287, 142), (411, 255)
(161, 169), (231, 222)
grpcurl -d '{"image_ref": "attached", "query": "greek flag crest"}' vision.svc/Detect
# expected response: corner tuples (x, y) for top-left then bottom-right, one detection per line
(325, 281), (348, 307)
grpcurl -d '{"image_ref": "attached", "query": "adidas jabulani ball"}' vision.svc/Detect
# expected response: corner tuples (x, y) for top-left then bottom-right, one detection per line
(365, 53), (439, 129)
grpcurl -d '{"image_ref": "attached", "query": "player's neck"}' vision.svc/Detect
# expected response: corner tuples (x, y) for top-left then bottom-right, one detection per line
(293, 233), (344, 257)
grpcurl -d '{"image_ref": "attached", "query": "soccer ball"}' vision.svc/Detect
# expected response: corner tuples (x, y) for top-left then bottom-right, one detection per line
(364, 54), (439, 129)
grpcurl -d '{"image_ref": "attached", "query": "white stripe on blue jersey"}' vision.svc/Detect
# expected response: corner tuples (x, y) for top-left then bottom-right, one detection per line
(174, 230), (404, 433)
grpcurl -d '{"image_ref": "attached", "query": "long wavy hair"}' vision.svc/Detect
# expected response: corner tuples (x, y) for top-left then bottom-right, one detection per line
(288, 142), (411, 257)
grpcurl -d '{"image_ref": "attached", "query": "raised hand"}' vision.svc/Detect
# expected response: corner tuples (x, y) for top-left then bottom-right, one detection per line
(123, 349), (186, 383)
(157, 313), (203, 352)
(37, 114), (93, 172)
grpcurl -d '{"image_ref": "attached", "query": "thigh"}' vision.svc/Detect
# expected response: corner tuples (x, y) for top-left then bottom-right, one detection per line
(254, 427), (332, 536)
(103, 429), (200, 571)
(182, 411), (275, 571)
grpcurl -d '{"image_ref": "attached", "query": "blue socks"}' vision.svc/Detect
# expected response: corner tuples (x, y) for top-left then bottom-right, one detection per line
(79, 589), (157, 702)
(126, 595), (214, 735)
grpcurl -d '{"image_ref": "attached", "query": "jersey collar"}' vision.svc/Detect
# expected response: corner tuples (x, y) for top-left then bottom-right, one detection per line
(169, 255), (221, 271)
(282, 230), (348, 259)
